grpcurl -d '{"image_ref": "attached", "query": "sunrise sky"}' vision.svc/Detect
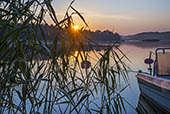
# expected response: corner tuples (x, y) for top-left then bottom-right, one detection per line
(48, 0), (170, 35)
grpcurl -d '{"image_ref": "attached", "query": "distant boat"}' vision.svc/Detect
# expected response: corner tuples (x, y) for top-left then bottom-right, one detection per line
(136, 48), (170, 113)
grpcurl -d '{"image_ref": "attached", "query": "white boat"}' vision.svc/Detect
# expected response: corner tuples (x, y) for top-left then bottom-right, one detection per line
(136, 48), (170, 113)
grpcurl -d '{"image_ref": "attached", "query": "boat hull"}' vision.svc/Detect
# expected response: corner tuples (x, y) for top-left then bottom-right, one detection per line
(136, 94), (168, 114)
(136, 73), (170, 113)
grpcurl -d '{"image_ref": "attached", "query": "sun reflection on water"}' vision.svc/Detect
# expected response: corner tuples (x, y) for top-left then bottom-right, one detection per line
(73, 51), (79, 57)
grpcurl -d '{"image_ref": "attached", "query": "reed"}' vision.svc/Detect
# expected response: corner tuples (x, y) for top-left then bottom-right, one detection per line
(0, 0), (129, 113)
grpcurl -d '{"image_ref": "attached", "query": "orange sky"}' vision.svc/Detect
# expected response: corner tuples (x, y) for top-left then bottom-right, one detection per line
(46, 0), (170, 35)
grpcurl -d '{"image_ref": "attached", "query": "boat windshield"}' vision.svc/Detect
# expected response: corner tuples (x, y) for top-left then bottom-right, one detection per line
(155, 48), (170, 76)
(157, 52), (170, 75)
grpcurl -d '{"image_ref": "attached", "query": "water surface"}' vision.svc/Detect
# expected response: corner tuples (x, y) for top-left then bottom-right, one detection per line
(117, 42), (170, 114)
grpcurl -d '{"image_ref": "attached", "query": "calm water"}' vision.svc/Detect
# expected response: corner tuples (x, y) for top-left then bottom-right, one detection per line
(4, 41), (170, 114)
(114, 42), (170, 114)
(41, 42), (170, 113)
(75, 41), (170, 114)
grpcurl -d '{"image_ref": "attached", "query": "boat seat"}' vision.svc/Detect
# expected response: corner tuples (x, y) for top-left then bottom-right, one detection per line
(157, 52), (170, 76)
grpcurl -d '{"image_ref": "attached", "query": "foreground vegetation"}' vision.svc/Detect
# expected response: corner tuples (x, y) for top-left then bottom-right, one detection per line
(0, 0), (129, 113)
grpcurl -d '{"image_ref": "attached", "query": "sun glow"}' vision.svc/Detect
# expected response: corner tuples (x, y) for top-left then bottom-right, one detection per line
(73, 25), (79, 30)
(74, 51), (79, 57)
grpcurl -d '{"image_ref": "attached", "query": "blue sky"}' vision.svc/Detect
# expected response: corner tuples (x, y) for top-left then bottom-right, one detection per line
(48, 0), (170, 35)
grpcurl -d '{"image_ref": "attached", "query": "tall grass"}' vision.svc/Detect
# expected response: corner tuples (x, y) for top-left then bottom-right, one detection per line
(0, 0), (129, 113)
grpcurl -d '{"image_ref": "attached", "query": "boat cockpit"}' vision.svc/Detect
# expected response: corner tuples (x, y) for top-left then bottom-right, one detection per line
(144, 48), (170, 78)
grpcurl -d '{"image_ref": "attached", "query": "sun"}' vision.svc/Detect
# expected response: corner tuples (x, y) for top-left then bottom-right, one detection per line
(73, 25), (79, 30)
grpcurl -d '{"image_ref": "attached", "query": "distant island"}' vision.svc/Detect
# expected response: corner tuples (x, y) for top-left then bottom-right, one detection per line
(121, 31), (170, 48)
(122, 31), (170, 42)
